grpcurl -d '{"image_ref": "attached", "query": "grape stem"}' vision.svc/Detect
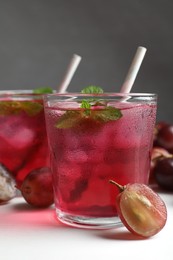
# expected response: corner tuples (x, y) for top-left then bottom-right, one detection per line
(109, 180), (126, 192)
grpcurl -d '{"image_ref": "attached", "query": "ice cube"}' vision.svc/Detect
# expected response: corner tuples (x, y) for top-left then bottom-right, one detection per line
(55, 162), (83, 202)
(92, 163), (112, 179)
(87, 149), (104, 163)
(65, 149), (88, 163)
(50, 100), (80, 110)
(63, 132), (80, 150)
(0, 124), (35, 149)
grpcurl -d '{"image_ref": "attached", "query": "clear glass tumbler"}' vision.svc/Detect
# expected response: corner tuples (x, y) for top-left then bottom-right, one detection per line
(44, 92), (157, 229)
(0, 90), (50, 186)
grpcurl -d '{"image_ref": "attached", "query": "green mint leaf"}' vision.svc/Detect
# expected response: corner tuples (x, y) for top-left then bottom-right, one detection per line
(81, 86), (104, 106)
(81, 100), (91, 116)
(21, 102), (43, 116)
(81, 100), (91, 109)
(55, 85), (123, 129)
(56, 111), (82, 129)
(0, 101), (43, 116)
(91, 106), (122, 122)
(0, 101), (21, 115)
(33, 87), (53, 94)
(56, 106), (122, 129)
(81, 86), (104, 94)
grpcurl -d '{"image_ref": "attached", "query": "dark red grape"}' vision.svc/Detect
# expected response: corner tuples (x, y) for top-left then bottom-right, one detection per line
(110, 180), (167, 237)
(149, 147), (172, 184)
(156, 124), (173, 151)
(20, 167), (54, 207)
(153, 121), (169, 147)
(155, 121), (169, 132)
(153, 158), (173, 191)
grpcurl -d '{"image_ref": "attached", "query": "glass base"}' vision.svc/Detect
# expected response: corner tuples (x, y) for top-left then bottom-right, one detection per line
(56, 209), (122, 229)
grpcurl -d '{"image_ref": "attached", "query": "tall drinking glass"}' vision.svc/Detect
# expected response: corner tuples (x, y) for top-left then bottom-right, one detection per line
(0, 90), (50, 186)
(44, 92), (157, 229)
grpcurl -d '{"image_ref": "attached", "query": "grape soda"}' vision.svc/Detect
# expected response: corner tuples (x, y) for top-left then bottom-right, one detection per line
(0, 91), (49, 185)
(44, 93), (157, 227)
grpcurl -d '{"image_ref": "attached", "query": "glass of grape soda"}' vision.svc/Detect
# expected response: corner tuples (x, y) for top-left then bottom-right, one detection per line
(0, 89), (50, 186)
(43, 86), (157, 229)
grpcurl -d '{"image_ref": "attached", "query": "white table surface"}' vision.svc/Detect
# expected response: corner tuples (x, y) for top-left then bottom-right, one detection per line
(0, 190), (172, 260)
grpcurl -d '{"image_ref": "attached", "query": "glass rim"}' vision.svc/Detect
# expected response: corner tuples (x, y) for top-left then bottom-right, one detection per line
(0, 90), (35, 94)
(44, 92), (157, 98)
(0, 89), (58, 94)
(0, 90), (157, 96)
(0, 90), (45, 101)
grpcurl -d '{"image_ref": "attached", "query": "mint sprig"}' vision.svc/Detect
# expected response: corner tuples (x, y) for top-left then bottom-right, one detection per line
(91, 106), (122, 123)
(33, 87), (53, 94)
(0, 87), (52, 116)
(81, 100), (91, 116)
(56, 86), (122, 129)
(0, 101), (43, 116)
(81, 86), (104, 94)
(55, 111), (82, 129)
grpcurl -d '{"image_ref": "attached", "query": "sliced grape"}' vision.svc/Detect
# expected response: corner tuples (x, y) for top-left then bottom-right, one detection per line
(110, 181), (167, 237)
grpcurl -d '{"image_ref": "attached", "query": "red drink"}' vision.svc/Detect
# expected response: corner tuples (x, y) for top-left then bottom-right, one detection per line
(44, 93), (157, 228)
(0, 91), (49, 185)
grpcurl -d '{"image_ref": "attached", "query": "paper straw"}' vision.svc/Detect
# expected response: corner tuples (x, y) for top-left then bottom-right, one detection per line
(120, 46), (147, 93)
(57, 54), (82, 93)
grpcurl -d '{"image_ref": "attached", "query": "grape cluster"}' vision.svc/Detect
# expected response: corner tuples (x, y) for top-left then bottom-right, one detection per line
(150, 122), (173, 190)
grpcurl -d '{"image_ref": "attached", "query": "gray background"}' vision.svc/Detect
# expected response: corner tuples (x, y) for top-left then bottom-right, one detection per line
(0, 0), (172, 122)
